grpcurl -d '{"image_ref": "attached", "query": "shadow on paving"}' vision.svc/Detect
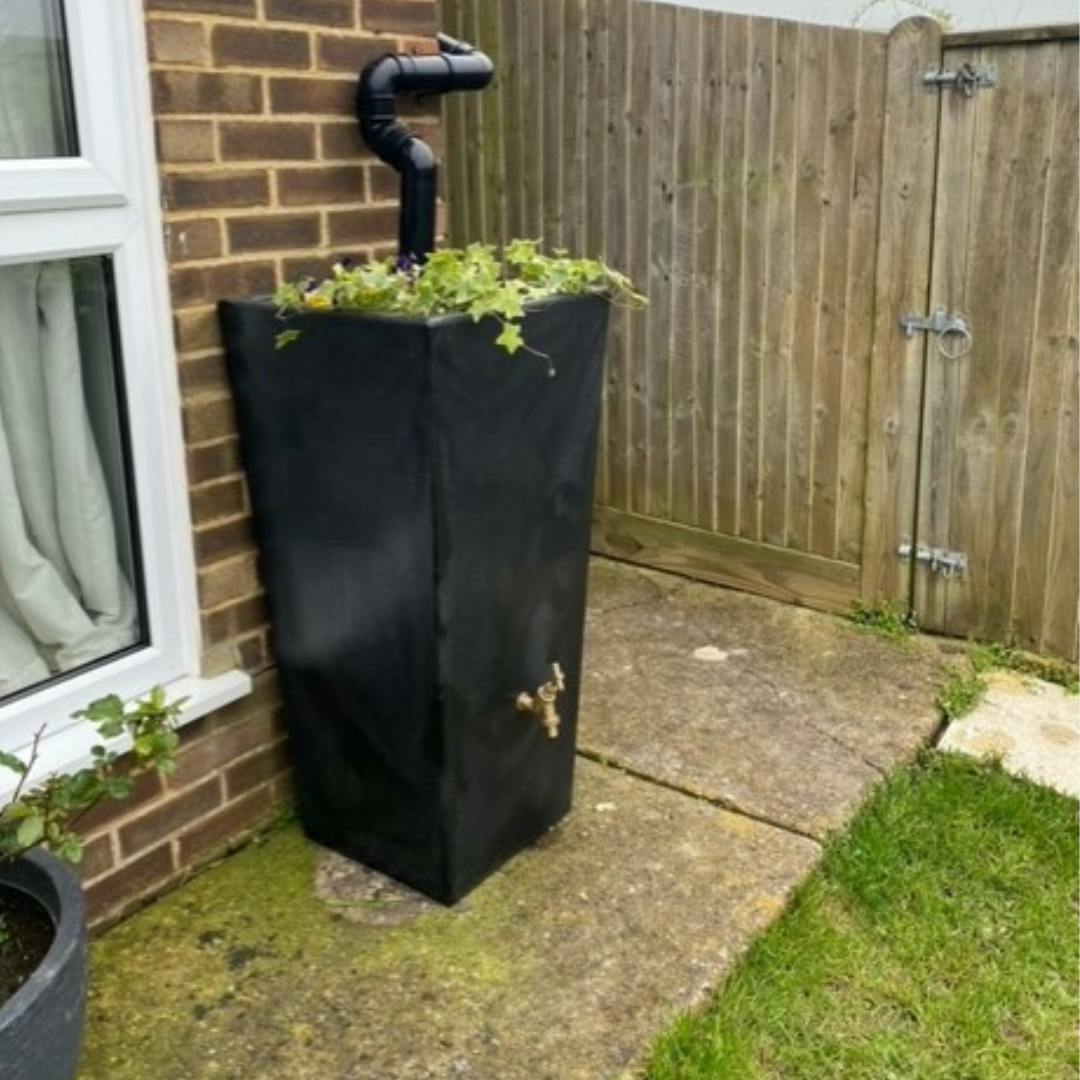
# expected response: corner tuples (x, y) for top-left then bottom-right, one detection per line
(81, 557), (948, 1079)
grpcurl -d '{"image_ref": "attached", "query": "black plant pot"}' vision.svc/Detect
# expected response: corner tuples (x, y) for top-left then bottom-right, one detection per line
(220, 294), (609, 903)
(0, 849), (87, 1080)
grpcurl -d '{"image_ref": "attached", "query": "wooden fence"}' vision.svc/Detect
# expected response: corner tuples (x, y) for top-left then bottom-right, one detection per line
(441, 0), (1080, 659)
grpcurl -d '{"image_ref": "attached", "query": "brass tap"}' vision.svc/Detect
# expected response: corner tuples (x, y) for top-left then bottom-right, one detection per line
(516, 662), (566, 739)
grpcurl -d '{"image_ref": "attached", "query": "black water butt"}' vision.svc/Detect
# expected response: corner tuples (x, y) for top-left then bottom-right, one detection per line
(219, 296), (609, 902)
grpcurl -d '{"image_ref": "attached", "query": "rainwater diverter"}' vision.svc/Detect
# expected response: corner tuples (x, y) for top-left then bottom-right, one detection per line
(357, 33), (493, 262)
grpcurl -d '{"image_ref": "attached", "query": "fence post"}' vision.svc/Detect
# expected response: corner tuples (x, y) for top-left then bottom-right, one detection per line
(860, 16), (943, 606)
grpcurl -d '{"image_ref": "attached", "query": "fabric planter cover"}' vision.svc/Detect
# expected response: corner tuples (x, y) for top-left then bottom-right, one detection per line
(220, 295), (609, 902)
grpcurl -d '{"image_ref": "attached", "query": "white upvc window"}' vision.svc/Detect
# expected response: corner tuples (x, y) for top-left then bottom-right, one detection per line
(0, 0), (249, 781)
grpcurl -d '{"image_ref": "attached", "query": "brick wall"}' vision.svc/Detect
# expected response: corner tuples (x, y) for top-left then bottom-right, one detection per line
(78, 0), (441, 928)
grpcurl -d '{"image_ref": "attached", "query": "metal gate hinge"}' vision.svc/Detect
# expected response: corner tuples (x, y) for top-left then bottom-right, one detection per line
(898, 542), (967, 579)
(923, 63), (998, 96)
(899, 307), (973, 359)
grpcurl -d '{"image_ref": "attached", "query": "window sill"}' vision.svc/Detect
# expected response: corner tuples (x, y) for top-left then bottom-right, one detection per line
(0, 668), (252, 801)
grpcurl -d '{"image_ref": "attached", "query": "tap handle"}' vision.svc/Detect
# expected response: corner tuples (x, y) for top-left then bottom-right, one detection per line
(551, 662), (565, 692)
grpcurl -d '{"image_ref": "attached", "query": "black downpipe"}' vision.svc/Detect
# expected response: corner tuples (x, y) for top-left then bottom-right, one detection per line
(357, 33), (493, 263)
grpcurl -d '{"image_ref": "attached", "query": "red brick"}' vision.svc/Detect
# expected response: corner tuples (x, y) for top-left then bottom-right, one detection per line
(269, 75), (354, 116)
(236, 632), (270, 671)
(281, 255), (334, 281)
(220, 121), (315, 161)
(327, 205), (398, 246)
(278, 165), (366, 205)
(182, 394), (238, 443)
(164, 171), (269, 211)
(166, 218), (222, 261)
(147, 0), (255, 14)
(152, 71), (262, 114)
(156, 119), (216, 163)
(191, 477), (246, 525)
(77, 768), (163, 834)
(212, 25), (311, 69)
(170, 710), (281, 789)
(195, 516), (255, 563)
(316, 33), (391, 72)
(84, 845), (175, 924)
(198, 555), (260, 609)
(178, 786), (276, 865)
(78, 834), (114, 882)
(147, 19), (208, 64)
(226, 742), (290, 797)
(227, 213), (322, 253)
(174, 307), (222, 354)
(119, 778), (222, 857)
(319, 120), (368, 160)
(187, 438), (241, 483)
(265, 0), (354, 26)
(178, 353), (229, 395)
(368, 162), (399, 200)
(171, 260), (276, 309)
(362, 0), (437, 35)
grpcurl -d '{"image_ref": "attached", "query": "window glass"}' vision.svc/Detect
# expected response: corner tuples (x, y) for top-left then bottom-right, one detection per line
(0, 256), (144, 701)
(0, 0), (78, 159)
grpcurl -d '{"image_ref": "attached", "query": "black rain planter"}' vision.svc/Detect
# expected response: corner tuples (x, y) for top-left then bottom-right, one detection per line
(219, 293), (611, 902)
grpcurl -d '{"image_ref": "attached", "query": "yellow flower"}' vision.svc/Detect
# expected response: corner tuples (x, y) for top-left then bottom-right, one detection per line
(305, 294), (332, 310)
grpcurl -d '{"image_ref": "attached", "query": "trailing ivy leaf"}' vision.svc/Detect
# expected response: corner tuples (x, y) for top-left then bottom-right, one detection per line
(495, 323), (524, 355)
(275, 329), (301, 350)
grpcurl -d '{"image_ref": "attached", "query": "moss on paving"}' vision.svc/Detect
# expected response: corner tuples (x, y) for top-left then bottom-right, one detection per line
(646, 752), (1080, 1080)
(80, 827), (517, 1079)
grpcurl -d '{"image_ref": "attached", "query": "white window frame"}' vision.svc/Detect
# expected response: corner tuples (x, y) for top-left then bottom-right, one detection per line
(0, 0), (249, 779)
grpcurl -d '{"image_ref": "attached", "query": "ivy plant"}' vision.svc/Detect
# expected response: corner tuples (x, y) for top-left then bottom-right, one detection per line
(0, 688), (182, 869)
(272, 240), (646, 356)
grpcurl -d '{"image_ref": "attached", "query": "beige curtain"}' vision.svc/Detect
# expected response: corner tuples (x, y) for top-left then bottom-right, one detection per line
(0, 2), (137, 695)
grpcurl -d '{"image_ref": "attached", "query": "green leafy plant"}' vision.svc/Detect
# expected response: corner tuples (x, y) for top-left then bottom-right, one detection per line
(969, 641), (1079, 694)
(0, 688), (182, 868)
(849, 598), (917, 643)
(936, 666), (987, 722)
(271, 240), (646, 357)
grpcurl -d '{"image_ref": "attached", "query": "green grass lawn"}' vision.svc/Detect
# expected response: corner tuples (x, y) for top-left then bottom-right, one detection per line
(647, 752), (1079, 1080)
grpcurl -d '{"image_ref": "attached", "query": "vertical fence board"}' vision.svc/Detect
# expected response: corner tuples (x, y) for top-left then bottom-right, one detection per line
(1015, 41), (1079, 654)
(626, 0), (653, 515)
(542, 0), (565, 246)
(838, 32), (887, 563)
(761, 18), (798, 547)
(737, 17), (774, 541)
(670, 6), (704, 524)
(810, 29), (858, 559)
(787, 23), (829, 552)
(499, 0), (524, 240)
(602, 0), (630, 509)
(861, 16), (942, 604)
(692, 12), (725, 530)
(715, 15), (749, 534)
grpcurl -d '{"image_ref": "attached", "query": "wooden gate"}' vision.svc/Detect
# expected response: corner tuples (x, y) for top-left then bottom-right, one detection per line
(912, 30), (1079, 658)
(442, 3), (1080, 658)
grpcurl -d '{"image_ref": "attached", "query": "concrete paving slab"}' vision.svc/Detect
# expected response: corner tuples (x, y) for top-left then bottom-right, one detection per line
(939, 671), (1080, 797)
(580, 559), (947, 838)
(80, 760), (817, 1080)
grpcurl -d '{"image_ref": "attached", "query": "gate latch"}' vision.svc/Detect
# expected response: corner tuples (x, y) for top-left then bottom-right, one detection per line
(899, 307), (973, 359)
(923, 63), (998, 96)
(898, 541), (968, 579)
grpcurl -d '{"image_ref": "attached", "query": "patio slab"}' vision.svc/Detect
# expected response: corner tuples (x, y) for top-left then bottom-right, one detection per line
(579, 559), (947, 838)
(938, 670), (1080, 797)
(79, 557), (951, 1078)
(80, 759), (817, 1080)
